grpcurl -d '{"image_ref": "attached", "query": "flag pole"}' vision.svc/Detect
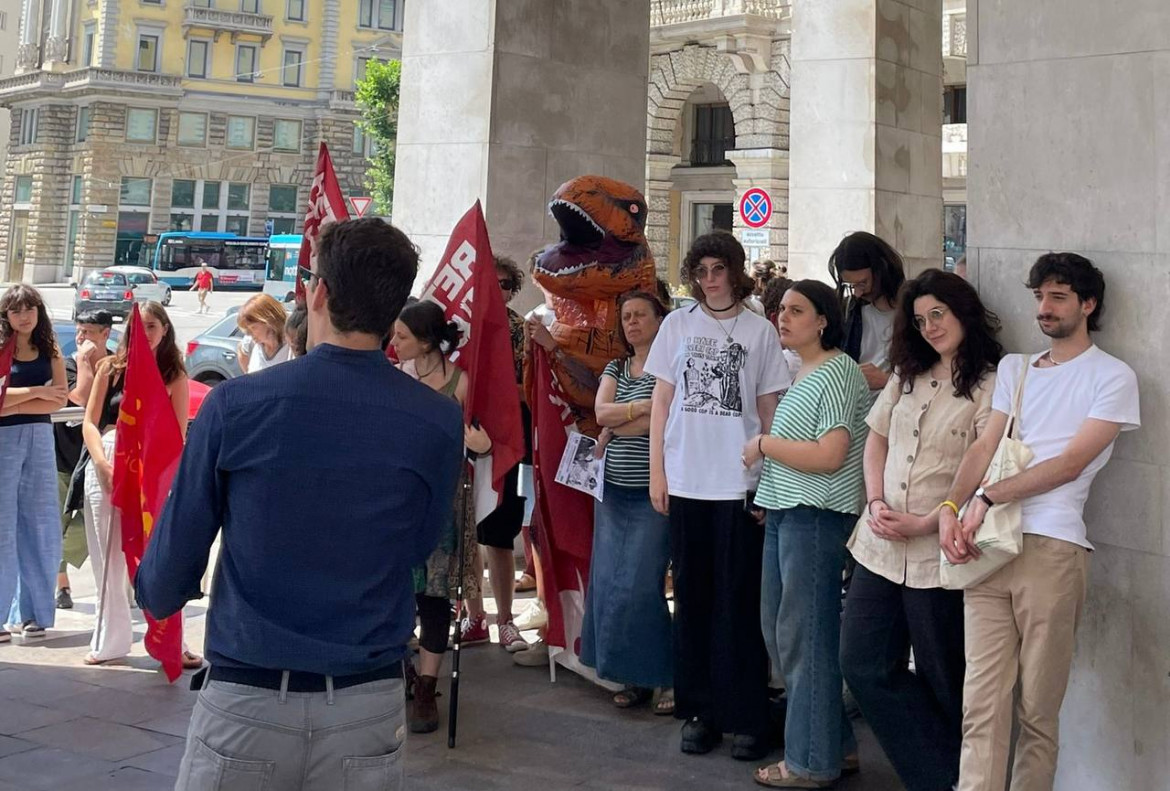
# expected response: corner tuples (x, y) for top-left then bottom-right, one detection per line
(447, 449), (473, 749)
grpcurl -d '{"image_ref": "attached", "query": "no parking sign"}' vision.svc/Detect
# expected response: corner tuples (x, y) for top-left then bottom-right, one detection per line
(739, 188), (772, 229)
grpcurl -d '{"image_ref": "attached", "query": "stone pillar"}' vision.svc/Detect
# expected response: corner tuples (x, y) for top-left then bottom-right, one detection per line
(966, 1), (1170, 787)
(728, 148), (789, 268)
(645, 152), (681, 279)
(43, 0), (71, 70)
(393, 1), (651, 294)
(787, 0), (943, 280)
(16, 0), (42, 74)
(23, 104), (72, 283)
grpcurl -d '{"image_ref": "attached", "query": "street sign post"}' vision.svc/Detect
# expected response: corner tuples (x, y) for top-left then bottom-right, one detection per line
(738, 188), (772, 229)
(349, 196), (373, 218)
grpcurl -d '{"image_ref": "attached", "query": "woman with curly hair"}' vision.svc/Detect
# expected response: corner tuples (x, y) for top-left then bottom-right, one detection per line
(81, 301), (200, 668)
(839, 269), (1002, 791)
(0, 285), (68, 642)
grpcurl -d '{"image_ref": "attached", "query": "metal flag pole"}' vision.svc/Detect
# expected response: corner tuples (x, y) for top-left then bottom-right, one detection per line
(448, 448), (474, 749)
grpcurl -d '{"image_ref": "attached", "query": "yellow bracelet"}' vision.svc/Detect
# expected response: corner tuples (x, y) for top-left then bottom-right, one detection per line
(940, 500), (960, 517)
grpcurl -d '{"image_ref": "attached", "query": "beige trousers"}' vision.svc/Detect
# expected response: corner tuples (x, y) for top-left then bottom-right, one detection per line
(958, 534), (1089, 791)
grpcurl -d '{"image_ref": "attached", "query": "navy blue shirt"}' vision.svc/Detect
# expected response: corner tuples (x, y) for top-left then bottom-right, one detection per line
(136, 344), (463, 676)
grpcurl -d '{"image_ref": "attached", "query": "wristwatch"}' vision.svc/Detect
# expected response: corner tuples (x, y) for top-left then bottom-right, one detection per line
(975, 486), (995, 508)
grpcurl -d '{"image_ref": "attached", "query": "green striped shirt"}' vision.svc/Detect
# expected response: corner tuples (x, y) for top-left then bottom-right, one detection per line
(754, 353), (869, 514)
(601, 358), (656, 488)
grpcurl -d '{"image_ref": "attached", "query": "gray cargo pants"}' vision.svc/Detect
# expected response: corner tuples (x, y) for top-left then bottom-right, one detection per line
(175, 675), (406, 791)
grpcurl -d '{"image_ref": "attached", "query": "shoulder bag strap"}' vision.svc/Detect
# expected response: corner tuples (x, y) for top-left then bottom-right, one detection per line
(1002, 355), (1031, 441)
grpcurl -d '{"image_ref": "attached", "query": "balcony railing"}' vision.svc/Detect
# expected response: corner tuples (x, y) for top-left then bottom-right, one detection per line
(651, 0), (787, 26)
(690, 136), (735, 166)
(943, 12), (967, 58)
(0, 68), (182, 102)
(182, 5), (274, 42)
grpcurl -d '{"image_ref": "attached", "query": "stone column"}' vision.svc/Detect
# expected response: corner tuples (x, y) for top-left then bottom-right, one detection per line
(728, 148), (790, 268)
(23, 104), (72, 283)
(43, 0), (72, 70)
(645, 152), (681, 279)
(15, 0), (42, 74)
(392, 0), (651, 295)
(787, 0), (943, 279)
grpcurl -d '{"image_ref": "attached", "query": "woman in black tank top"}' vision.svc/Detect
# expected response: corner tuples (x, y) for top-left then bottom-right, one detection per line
(0, 285), (69, 641)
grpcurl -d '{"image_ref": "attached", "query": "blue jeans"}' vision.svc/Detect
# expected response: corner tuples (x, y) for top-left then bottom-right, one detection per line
(762, 506), (857, 782)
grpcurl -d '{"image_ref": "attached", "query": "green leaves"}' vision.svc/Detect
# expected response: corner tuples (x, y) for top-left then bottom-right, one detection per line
(355, 58), (401, 215)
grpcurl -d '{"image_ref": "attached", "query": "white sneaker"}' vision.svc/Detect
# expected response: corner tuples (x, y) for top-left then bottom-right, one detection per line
(513, 639), (549, 667)
(514, 600), (548, 631)
(498, 621), (529, 653)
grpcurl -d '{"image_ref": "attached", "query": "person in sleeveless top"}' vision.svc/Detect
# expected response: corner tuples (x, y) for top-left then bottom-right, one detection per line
(81, 301), (201, 668)
(390, 300), (492, 735)
(0, 285), (68, 642)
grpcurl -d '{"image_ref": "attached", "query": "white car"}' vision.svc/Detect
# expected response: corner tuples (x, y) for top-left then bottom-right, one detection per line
(104, 265), (172, 306)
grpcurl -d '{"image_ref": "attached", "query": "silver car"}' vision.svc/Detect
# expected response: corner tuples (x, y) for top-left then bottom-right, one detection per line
(105, 265), (172, 306)
(73, 270), (134, 321)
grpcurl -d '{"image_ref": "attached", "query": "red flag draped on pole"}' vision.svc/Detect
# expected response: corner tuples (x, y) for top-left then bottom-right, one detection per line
(112, 305), (185, 682)
(526, 345), (595, 663)
(0, 335), (15, 413)
(296, 141), (351, 300)
(418, 202), (524, 521)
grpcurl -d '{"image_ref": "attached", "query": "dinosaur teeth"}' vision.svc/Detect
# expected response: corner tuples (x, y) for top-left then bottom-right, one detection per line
(549, 200), (604, 237)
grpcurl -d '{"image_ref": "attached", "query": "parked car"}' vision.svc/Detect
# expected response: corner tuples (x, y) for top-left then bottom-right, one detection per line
(104, 265), (172, 306)
(73, 270), (135, 321)
(184, 309), (245, 386)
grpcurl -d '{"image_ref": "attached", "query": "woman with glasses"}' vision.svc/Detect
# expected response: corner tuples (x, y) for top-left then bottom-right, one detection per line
(839, 269), (1002, 791)
(646, 232), (789, 761)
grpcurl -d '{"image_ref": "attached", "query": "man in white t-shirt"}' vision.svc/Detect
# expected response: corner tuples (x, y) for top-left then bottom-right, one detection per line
(828, 231), (905, 394)
(940, 252), (1140, 791)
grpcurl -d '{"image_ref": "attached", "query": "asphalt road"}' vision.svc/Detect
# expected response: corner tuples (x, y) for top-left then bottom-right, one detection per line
(35, 285), (255, 347)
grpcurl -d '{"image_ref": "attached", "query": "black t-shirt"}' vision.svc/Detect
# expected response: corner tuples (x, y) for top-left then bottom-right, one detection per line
(53, 356), (85, 474)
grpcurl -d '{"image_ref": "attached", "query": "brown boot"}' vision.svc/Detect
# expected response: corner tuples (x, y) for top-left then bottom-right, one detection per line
(410, 675), (439, 734)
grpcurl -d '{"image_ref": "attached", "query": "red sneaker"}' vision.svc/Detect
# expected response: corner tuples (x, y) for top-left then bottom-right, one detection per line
(459, 614), (489, 646)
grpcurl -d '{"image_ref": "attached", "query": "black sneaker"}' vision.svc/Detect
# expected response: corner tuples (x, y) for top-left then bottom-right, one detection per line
(21, 621), (45, 639)
(680, 717), (722, 755)
(731, 732), (770, 761)
(56, 588), (73, 610)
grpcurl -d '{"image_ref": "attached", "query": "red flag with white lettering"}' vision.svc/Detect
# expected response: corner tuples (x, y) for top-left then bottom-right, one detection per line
(296, 142), (351, 300)
(417, 202), (524, 522)
(0, 335), (14, 413)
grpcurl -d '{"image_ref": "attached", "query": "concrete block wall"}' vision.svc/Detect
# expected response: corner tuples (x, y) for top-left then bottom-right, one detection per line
(967, 1), (1170, 788)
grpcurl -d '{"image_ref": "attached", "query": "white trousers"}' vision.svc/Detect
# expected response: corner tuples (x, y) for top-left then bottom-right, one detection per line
(83, 434), (133, 661)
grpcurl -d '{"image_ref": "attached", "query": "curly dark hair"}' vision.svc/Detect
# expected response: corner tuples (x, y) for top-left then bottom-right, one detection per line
(615, 290), (669, 356)
(1025, 252), (1105, 332)
(681, 232), (755, 303)
(788, 280), (846, 350)
(828, 231), (906, 308)
(888, 269), (1003, 400)
(0, 284), (58, 359)
(760, 276), (795, 324)
(112, 302), (186, 385)
(316, 218), (419, 339)
(494, 255), (524, 302)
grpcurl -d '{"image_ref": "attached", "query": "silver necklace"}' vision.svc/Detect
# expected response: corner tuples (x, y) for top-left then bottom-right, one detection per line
(705, 304), (741, 348)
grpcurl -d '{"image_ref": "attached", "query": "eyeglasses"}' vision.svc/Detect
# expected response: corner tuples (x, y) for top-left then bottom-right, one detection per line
(298, 265), (324, 287)
(693, 263), (727, 280)
(913, 306), (951, 332)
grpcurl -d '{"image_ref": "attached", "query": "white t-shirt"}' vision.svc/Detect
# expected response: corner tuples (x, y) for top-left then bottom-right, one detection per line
(859, 303), (894, 372)
(992, 346), (1140, 548)
(645, 304), (790, 500)
(246, 339), (290, 373)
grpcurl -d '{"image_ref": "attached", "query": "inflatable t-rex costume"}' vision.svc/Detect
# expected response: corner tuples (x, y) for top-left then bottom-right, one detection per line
(531, 175), (658, 436)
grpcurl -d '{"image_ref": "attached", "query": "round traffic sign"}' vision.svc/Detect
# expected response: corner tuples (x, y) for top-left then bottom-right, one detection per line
(739, 189), (772, 229)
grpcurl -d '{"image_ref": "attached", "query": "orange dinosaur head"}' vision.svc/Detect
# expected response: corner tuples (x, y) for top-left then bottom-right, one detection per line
(533, 175), (656, 304)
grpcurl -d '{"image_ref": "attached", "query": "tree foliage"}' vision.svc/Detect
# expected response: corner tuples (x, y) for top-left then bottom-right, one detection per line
(354, 58), (400, 215)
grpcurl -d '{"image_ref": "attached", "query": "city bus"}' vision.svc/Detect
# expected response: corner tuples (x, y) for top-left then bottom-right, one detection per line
(263, 234), (302, 302)
(148, 232), (269, 289)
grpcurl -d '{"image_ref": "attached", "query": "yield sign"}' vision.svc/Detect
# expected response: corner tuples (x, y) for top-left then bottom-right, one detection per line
(739, 188), (772, 229)
(349, 196), (373, 218)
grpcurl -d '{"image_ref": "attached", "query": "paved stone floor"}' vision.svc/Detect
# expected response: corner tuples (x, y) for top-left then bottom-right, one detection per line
(0, 565), (905, 790)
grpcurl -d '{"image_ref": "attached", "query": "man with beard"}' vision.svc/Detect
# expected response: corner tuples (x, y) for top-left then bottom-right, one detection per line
(939, 252), (1140, 791)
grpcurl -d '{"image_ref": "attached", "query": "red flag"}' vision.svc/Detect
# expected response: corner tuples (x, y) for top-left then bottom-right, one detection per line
(112, 305), (185, 682)
(527, 345), (594, 655)
(418, 202), (524, 522)
(296, 141), (351, 300)
(0, 335), (14, 413)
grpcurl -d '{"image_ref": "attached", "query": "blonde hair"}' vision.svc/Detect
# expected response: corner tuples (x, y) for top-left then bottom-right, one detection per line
(237, 293), (287, 343)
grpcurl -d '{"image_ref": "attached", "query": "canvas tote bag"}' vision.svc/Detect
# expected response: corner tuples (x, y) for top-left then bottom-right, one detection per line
(940, 356), (1034, 590)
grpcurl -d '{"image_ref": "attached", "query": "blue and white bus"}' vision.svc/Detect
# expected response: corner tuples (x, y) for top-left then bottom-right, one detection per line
(149, 232), (269, 289)
(263, 234), (302, 302)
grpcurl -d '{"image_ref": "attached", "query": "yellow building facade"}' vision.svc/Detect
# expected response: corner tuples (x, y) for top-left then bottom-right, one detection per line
(0, 0), (402, 283)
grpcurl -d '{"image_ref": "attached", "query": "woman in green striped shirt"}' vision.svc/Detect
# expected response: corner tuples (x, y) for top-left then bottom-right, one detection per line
(580, 291), (674, 714)
(741, 280), (870, 788)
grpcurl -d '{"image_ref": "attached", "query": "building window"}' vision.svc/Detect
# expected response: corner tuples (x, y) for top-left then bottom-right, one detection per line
(268, 185), (299, 233)
(126, 108), (158, 143)
(226, 116), (255, 149)
(241, 0), (259, 12)
(359, 0), (398, 30)
(944, 86), (967, 125)
(690, 104), (735, 166)
(203, 181), (221, 210)
(120, 177), (153, 206)
(170, 179), (197, 231)
(273, 119), (301, 152)
(287, 0), (305, 21)
(187, 40), (210, 78)
(18, 108), (37, 146)
(177, 112), (208, 146)
(282, 48), (304, 87)
(235, 44), (257, 82)
(81, 23), (95, 67)
(14, 176), (33, 204)
(76, 106), (90, 142)
(71, 176), (84, 205)
(0, 11), (7, 30)
(352, 124), (375, 157)
(136, 34), (160, 73)
(355, 56), (370, 86)
(142, 0), (161, 4)
(227, 182), (250, 211)
(65, 209), (81, 276)
(193, 0), (212, 6)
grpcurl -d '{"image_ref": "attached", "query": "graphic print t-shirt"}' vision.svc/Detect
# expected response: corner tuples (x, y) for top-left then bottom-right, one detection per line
(645, 304), (790, 500)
